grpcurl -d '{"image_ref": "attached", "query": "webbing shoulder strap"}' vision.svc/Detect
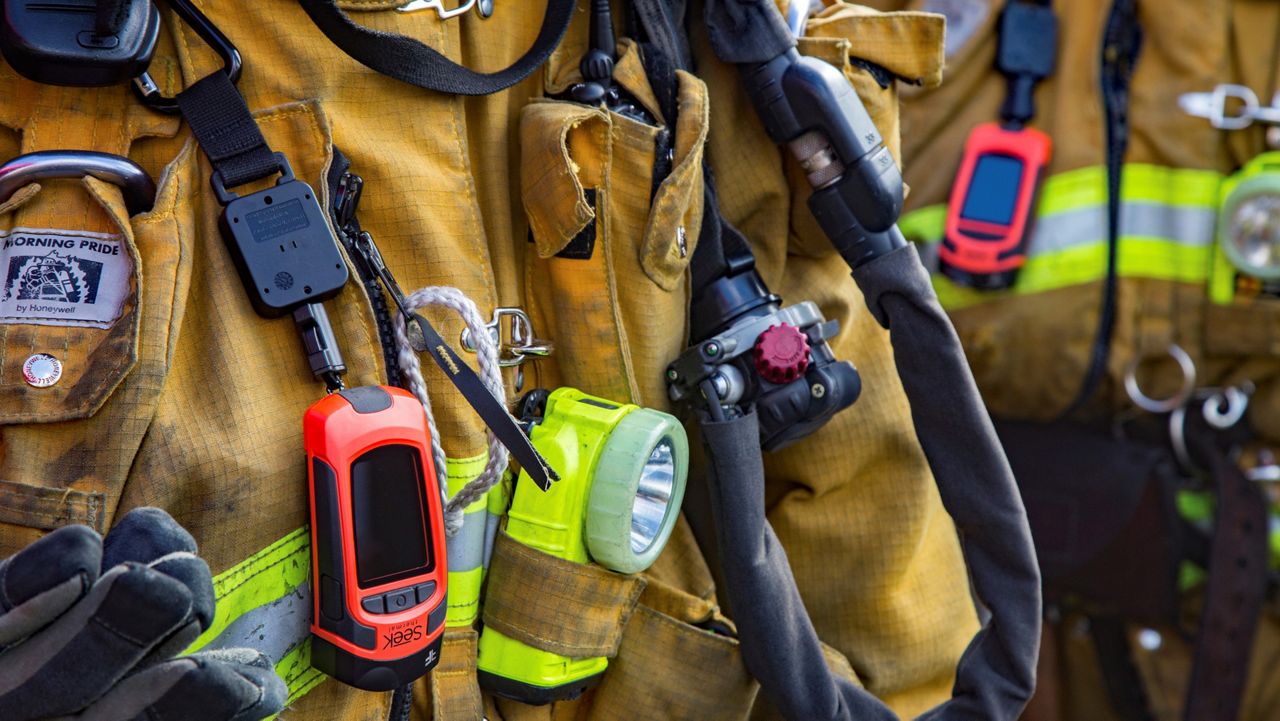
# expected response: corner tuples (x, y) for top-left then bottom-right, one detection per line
(297, 0), (576, 96)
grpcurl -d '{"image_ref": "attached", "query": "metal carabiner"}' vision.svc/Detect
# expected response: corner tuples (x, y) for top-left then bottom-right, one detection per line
(459, 307), (553, 367)
(1124, 343), (1198, 415)
(0, 151), (157, 216)
(133, 0), (242, 114)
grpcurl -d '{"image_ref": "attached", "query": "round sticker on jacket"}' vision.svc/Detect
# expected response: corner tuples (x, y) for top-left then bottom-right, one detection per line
(23, 353), (62, 388)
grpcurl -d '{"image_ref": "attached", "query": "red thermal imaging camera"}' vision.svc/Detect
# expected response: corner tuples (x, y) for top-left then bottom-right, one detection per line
(305, 385), (448, 691)
(940, 122), (1052, 289)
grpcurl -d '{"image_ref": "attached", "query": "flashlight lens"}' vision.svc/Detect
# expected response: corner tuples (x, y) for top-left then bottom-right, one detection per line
(631, 440), (675, 554)
(1227, 194), (1280, 278)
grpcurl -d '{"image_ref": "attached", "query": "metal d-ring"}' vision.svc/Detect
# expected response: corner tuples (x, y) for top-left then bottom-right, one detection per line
(0, 151), (157, 216)
(1124, 343), (1197, 414)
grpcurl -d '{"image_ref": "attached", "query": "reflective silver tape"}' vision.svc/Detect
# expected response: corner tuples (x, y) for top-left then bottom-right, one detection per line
(200, 583), (311, 664)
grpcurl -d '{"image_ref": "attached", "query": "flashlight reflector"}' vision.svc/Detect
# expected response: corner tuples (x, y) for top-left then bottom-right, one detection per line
(1225, 193), (1280, 279)
(632, 440), (676, 554)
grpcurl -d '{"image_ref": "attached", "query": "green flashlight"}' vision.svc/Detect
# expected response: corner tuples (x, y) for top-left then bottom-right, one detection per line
(476, 387), (689, 704)
(1212, 152), (1280, 303)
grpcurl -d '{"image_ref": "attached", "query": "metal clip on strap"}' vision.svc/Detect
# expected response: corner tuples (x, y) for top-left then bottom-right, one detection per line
(459, 308), (553, 367)
(134, 0), (242, 114)
(1179, 84), (1280, 130)
(398, 0), (494, 19)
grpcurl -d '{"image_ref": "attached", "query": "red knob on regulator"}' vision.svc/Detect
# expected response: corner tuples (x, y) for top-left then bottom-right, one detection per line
(752, 324), (811, 384)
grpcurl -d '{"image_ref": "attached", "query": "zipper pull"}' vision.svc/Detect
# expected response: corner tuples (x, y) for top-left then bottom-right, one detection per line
(334, 172), (365, 233)
(350, 230), (429, 352)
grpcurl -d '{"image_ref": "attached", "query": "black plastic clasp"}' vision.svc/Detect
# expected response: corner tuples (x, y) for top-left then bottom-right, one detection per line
(216, 153), (350, 318)
(133, 0), (242, 113)
(0, 0), (160, 86)
(997, 1), (1058, 127)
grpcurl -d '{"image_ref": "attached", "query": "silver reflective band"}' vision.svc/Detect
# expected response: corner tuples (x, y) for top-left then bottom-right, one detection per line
(1029, 203), (1215, 257)
(631, 440), (676, 554)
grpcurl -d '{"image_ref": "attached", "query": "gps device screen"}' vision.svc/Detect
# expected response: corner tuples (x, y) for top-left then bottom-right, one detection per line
(960, 154), (1025, 225)
(351, 444), (433, 588)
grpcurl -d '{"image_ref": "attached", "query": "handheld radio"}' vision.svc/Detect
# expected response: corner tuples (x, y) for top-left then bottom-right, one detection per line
(940, 0), (1057, 289)
(305, 385), (448, 691)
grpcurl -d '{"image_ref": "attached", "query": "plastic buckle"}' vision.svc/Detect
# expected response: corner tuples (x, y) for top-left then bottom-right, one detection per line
(459, 307), (552, 367)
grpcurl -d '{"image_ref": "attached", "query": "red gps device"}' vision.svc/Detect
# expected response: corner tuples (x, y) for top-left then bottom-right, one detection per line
(305, 385), (447, 691)
(940, 122), (1052, 289)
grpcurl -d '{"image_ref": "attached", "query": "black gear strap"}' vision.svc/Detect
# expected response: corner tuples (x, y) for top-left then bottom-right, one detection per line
(297, 0), (576, 96)
(175, 72), (282, 189)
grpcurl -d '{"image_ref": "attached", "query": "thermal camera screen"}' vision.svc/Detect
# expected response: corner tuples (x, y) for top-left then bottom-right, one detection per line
(351, 444), (433, 588)
(960, 154), (1025, 225)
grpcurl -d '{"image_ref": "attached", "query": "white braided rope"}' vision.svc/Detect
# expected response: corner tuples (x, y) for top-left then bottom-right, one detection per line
(392, 287), (509, 537)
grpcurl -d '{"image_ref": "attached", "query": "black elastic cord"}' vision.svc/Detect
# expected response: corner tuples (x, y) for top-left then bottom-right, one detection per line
(297, 0), (576, 96)
(388, 683), (412, 721)
(1061, 0), (1141, 418)
(175, 73), (282, 189)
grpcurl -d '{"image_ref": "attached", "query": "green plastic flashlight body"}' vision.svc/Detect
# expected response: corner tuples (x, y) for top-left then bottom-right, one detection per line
(476, 388), (689, 704)
(1213, 151), (1280, 303)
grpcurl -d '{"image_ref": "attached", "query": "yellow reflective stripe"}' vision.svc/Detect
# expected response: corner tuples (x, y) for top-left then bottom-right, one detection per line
(1037, 164), (1221, 216)
(185, 527), (319, 705)
(900, 163), (1226, 309)
(447, 453), (490, 512)
(188, 527), (311, 653)
(446, 452), (492, 628)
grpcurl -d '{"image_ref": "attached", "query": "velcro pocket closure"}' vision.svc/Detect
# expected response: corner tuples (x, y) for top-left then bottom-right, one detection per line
(482, 531), (646, 658)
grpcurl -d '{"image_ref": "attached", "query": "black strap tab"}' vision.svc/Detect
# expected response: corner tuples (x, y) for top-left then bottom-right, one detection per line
(175, 72), (282, 190)
(297, 0), (576, 97)
(409, 310), (559, 491)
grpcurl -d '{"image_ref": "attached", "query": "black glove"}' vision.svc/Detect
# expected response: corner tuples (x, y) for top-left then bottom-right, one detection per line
(0, 507), (287, 720)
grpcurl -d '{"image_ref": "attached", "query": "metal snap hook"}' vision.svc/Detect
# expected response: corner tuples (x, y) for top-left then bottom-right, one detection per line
(1124, 343), (1197, 414)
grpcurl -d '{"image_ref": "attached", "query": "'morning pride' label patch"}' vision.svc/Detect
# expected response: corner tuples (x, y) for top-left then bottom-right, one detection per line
(0, 228), (132, 329)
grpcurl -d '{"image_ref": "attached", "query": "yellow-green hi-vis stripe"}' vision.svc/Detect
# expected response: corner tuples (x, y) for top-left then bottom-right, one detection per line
(900, 163), (1223, 310)
(185, 453), (492, 712)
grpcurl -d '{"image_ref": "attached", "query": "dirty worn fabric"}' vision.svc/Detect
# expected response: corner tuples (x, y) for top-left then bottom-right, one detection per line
(0, 1), (976, 719)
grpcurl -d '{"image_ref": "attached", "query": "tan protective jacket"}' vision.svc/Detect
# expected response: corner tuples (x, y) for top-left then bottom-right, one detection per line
(877, 0), (1280, 718)
(0, 1), (977, 718)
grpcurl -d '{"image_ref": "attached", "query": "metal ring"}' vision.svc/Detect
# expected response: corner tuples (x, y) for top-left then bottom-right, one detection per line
(1124, 343), (1197, 414)
(1169, 404), (1194, 471)
(0, 151), (157, 216)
